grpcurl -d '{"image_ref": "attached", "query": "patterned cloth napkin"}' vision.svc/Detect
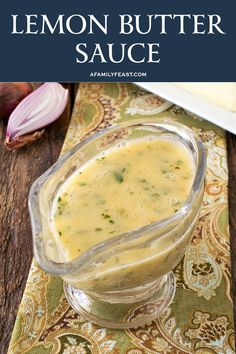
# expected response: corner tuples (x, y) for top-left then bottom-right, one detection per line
(8, 83), (235, 354)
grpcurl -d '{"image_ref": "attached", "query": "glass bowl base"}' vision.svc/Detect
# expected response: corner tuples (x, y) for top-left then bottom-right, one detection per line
(64, 272), (176, 329)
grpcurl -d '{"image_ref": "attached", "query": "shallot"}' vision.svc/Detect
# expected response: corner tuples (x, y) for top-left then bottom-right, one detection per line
(6, 83), (68, 150)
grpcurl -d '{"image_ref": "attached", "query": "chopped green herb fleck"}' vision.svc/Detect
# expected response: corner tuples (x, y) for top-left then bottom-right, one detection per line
(96, 157), (106, 162)
(151, 193), (160, 197)
(109, 219), (115, 224)
(58, 231), (62, 236)
(102, 213), (111, 219)
(79, 182), (87, 186)
(176, 159), (183, 166)
(113, 171), (124, 183)
(58, 196), (62, 202)
(95, 227), (103, 232)
(119, 208), (127, 216)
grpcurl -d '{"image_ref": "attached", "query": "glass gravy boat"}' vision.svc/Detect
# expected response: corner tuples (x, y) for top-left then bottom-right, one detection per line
(29, 120), (206, 328)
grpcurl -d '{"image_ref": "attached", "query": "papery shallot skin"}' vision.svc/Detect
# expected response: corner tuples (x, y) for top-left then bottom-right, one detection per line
(0, 83), (34, 118)
(5, 129), (45, 150)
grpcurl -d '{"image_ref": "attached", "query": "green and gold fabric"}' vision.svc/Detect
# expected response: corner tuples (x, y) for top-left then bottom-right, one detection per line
(8, 83), (235, 354)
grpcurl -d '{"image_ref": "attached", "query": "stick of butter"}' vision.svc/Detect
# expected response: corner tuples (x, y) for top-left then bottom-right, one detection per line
(174, 83), (236, 112)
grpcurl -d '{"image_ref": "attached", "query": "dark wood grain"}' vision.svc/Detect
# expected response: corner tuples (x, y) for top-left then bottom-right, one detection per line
(0, 83), (76, 353)
(227, 132), (236, 331)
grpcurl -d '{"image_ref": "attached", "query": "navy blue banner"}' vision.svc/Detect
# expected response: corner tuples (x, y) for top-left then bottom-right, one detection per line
(0, 0), (235, 81)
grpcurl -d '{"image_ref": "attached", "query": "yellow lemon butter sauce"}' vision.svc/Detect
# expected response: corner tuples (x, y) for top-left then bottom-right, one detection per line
(51, 138), (195, 265)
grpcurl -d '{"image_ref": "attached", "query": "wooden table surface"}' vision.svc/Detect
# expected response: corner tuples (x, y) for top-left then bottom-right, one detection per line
(0, 83), (235, 353)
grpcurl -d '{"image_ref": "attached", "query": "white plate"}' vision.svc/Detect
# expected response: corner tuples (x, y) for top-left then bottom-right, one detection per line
(135, 83), (236, 135)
